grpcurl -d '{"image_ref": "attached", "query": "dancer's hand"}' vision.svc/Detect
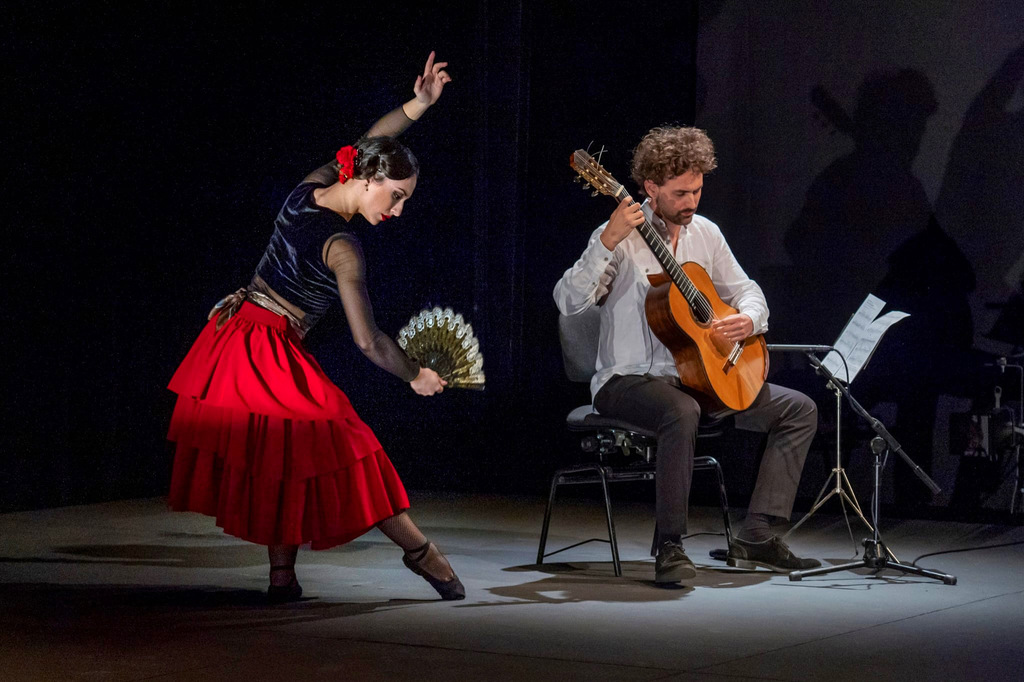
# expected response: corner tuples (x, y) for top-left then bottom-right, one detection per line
(410, 367), (447, 396)
(414, 51), (451, 106)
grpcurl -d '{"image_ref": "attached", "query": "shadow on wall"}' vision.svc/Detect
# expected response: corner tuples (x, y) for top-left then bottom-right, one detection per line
(774, 67), (1000, 510)
(936, 42), (1024, 351)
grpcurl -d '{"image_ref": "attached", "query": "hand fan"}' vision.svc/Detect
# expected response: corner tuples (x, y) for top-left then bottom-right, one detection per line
(397, 307), (485, 390)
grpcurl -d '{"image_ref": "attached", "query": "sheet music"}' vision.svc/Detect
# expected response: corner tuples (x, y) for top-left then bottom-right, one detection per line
(821, 294), (909, 383)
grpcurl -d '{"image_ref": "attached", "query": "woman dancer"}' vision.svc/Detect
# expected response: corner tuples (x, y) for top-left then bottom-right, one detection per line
(166, 52), (463, 602)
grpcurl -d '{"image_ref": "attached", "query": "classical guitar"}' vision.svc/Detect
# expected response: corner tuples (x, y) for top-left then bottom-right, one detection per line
(570, 149), (768, 410)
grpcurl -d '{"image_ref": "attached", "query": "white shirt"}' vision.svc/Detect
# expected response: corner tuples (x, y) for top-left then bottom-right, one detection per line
(553, 201), (770, 401)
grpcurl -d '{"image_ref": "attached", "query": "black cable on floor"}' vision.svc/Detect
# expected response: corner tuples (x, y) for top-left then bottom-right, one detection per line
(911, 539), (1024, 566)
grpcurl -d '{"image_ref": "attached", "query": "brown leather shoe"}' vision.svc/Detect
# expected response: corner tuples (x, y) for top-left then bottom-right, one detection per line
(655, 541), (697, 584)
(727, 536), (821, 573)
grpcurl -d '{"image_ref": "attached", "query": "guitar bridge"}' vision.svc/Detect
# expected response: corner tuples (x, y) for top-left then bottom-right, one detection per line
(723, 343), (744, 374)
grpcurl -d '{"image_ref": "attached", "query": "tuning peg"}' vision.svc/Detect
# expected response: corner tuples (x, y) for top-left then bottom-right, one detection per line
(573, 175), (581, 183)
(591, 190), (599, 197)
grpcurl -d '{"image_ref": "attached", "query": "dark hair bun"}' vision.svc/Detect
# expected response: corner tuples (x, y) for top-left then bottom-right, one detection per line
(353, 136), (419, 181)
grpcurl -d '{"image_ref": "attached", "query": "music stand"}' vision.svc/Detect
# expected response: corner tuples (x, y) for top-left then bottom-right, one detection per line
(772, 345), (886, 558)
(787, 354), (956, 584)
(770, 342), (892, 561)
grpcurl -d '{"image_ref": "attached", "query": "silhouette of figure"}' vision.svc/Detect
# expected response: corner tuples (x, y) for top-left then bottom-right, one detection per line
(784, 69), (940, 342)
(936, 42), (1024, 351)
(985, 275), (1024, 348)
(870, 214), (977, 508)
(785, 69), (979, 510)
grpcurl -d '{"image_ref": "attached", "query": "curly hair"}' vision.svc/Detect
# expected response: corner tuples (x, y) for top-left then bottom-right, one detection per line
(630, 126), (717, 193)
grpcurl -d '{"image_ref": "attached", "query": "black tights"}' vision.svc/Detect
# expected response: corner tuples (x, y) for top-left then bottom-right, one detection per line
(267, 511), (452, 585)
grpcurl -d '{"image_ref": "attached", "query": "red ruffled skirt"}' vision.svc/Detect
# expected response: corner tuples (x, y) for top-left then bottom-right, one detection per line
(166, 302), (409, 549)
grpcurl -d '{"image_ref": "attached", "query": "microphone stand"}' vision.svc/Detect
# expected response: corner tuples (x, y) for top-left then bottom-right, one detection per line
(788, 351), (956, 584)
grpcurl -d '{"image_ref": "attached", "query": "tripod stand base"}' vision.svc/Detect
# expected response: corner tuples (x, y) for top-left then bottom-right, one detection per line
(788, 539), (957, 585)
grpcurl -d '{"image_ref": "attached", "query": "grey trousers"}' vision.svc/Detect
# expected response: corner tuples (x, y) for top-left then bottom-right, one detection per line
(593, 374), (818, 538)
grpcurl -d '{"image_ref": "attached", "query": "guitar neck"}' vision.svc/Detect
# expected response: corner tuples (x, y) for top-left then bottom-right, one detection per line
(609, 185), (706, 313)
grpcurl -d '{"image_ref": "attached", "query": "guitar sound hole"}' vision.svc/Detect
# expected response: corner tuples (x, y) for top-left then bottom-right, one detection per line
(692, 293), (712, 325)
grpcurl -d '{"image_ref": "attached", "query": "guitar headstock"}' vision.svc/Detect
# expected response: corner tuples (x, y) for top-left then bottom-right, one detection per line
(570, 149), (624, 200)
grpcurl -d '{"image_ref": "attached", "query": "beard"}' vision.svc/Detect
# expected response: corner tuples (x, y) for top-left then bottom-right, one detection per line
(650, 193), (695, 227)
(654, 203), (695, 226)
(664, 209), (695, 225)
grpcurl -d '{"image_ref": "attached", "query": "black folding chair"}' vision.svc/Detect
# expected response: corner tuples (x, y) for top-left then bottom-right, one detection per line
(537, 308), (733, 576)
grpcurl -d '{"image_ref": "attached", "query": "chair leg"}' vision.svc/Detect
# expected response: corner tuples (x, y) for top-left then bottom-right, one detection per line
(536, 470), (562, 566)
(597, 466), (622, 577)
(706, 456), (734, 547)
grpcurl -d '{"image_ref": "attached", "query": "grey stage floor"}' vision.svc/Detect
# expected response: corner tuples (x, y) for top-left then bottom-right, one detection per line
(2, 492), (1022, 681)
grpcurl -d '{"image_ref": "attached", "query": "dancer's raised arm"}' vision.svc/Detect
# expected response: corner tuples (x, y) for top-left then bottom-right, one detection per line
(305, 52), (451, 184)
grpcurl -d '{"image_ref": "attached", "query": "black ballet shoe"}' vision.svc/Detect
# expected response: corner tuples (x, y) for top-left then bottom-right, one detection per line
(267, 566), (303, 603)
(402, 542), (466, 601)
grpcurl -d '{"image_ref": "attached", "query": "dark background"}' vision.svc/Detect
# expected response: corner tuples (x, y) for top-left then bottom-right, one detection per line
(4, 1), (1022, 518)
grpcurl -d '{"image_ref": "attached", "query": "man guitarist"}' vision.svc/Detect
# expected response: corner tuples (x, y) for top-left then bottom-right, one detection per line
(554, 126), (821, 585)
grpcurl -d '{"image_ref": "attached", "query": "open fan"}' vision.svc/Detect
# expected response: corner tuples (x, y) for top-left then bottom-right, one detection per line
(397, 307), (485, 390)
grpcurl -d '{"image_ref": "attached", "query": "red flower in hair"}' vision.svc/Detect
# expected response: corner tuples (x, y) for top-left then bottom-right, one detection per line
(336, 145), (358, 184)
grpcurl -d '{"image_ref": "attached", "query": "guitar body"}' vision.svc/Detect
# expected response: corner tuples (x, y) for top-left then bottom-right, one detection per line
(645, 262), (768, 411)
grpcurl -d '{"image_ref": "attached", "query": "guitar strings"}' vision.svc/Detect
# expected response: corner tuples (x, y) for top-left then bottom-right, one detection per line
(631, 200), (719, 324)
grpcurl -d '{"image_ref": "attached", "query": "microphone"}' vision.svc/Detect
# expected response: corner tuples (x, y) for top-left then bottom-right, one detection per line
(766, 344), (835, 353)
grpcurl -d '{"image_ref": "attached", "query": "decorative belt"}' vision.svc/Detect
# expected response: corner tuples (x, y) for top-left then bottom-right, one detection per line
(208, 287), (311, 338)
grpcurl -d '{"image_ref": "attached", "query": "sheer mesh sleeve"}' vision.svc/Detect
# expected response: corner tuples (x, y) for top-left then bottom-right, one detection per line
(365, 105), (416, 138)
(324, 234), (420, 382)
(303, 161), (339, 186)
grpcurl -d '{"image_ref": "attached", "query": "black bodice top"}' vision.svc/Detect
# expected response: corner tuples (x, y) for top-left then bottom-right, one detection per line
(252, 179), (420, 381)
(255, 182), (344, 330)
